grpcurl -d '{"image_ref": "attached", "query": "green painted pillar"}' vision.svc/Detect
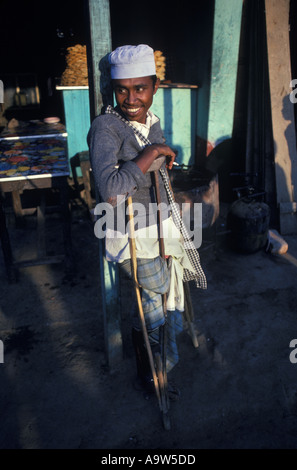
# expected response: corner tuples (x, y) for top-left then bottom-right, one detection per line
(85, 0), (113, 118)
(197, 0), (243, 155)
(85, 0), (122, 369)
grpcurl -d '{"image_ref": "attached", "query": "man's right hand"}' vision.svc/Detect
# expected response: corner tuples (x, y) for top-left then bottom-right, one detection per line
(134, 144), (176, 174)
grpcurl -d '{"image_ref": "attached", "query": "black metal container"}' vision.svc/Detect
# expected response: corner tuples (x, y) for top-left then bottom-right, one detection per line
(227, 198), (270, 253)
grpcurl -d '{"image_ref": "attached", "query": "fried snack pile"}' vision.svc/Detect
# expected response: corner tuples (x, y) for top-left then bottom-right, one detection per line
(61, 44), (88, 86)
(154, 50), (166, 81)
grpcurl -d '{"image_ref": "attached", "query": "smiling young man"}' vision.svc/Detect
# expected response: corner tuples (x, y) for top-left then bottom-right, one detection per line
(111, 75), (175, 173)
(112, 76), (157, 123)
(88, 44), (206, 395)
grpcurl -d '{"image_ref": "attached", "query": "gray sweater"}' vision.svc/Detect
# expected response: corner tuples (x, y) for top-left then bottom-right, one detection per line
(87, 111), (170, 231)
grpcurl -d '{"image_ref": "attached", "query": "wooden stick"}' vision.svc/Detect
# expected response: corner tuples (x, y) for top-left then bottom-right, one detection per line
(165, 168), (199, 348)
(126, 196), (162, 407)
(154, 170), (167, 315)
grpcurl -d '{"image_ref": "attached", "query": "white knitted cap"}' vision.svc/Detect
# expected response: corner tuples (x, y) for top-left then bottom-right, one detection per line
(109, 44), (156, 79)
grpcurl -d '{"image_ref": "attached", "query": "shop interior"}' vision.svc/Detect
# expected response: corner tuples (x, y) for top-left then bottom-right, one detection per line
(0, 0), (215, 127)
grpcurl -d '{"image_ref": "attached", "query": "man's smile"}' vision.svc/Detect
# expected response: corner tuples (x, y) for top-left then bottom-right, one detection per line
(122, 106), (145, 121)
(112, 76), (159, 123)
(124, 107), (141, 115)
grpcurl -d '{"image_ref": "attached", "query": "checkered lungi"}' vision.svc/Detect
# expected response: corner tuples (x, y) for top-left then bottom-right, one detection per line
(120, 256), (183, 372)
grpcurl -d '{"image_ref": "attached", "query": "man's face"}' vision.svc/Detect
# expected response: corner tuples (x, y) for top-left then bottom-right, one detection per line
(112, 76), (159, 124)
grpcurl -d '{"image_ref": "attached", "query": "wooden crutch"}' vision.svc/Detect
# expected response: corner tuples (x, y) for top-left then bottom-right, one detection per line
(152, 167), (170, 412)
(165, 169), (199, 349)
(127, 187), (171, 430)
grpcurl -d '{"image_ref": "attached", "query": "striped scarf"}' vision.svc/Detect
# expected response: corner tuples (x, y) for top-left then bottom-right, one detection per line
(105, 105), (207, 290)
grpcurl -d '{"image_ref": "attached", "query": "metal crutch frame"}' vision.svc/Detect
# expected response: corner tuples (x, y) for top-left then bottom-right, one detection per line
(126, 191), (171, 430)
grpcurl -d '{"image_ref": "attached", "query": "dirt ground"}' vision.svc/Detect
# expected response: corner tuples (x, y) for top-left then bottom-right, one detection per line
(1, 184), (297, 450)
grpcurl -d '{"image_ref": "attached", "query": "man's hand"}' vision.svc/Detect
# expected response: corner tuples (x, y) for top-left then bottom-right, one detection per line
(134, 144), (176, 174)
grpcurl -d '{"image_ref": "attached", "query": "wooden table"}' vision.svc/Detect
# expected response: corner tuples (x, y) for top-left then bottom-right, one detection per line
(0, 122), (73, 280)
